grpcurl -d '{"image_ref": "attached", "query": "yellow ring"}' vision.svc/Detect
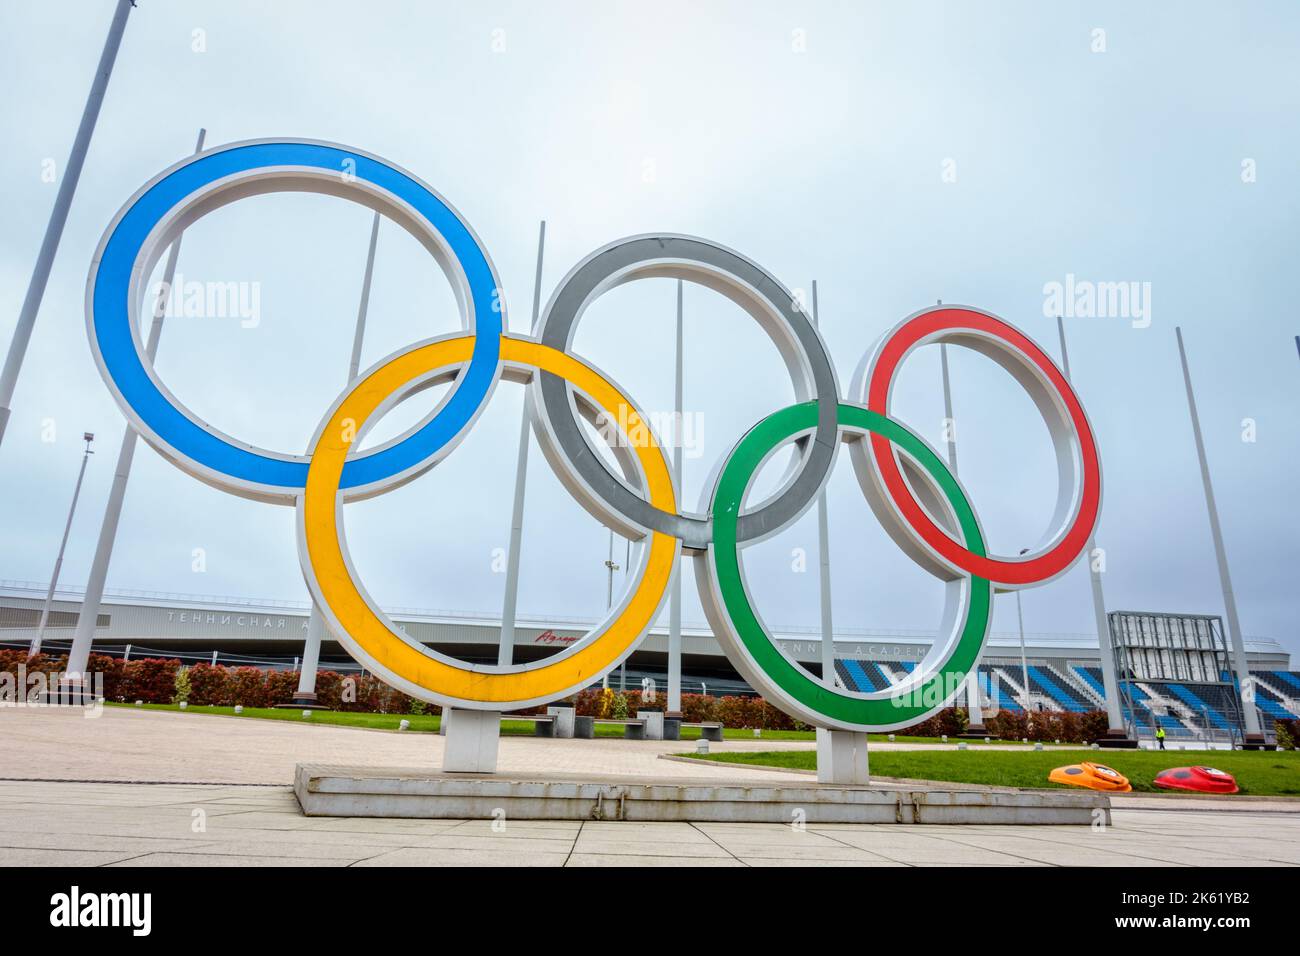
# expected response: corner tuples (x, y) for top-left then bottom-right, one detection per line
(301, 335), (677, 706)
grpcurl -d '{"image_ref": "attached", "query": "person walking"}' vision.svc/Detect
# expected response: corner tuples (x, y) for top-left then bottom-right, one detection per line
(1156, 725), (1166, 750)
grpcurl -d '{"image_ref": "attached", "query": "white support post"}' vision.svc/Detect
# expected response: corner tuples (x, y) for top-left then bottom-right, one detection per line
(667, 280), (685, 715)
(296, 210), (382, 705)
(0, 0), (133, 451)
(812, 282), (835, 690)
(499, 220), (546, 667)
(294, 612), (325, 703)
(808, 283), (866, 783)
(939, 341), (987, 734)
(1174, 327), (1264, 745)
(65, 129), (208, 685)
(1057, 317), (1131, 743)
(816, 728), (869, 784)
(442, 708), (502, 773)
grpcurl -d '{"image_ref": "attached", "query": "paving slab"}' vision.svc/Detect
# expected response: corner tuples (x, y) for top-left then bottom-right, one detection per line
(2, 707), (1296, 867)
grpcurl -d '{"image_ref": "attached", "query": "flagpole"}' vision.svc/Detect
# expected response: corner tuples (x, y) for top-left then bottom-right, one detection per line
(666, 280), (685, 716)
(64, 128), (208, 690)
(498, 220), (546, 667)
(1056, 316), (1134, 745)
(0, 0), (134, 453)
(294, 210), (382, 705)
(937, 336), (989, 735)
(812, 281), (835, 690)
(1174, 326), (1265, 747)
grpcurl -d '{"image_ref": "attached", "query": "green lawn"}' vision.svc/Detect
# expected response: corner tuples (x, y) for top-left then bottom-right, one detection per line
(683, 748), (1300, 796)
(106, 702), (1069, 745)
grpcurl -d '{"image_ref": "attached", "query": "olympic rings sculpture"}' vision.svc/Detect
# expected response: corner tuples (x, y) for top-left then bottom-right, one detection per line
(86, 139), (1102, 731)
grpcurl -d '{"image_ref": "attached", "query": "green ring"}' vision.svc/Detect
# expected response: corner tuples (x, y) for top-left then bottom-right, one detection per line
(708, 401), (992, 729)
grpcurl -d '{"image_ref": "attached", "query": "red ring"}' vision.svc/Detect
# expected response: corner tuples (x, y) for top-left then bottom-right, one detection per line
(866, 308), (1101, 586)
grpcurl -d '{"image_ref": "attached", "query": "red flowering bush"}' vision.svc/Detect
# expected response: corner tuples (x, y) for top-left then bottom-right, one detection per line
(185, 663), (230, 705)
(983, 708), (1110, 743)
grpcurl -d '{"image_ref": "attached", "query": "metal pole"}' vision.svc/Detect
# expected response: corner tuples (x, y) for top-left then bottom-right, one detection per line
(602, 530), (619, 690)
(1056, 316), (1128, 738)
(939, 339), (987, 731)
(348, 212), (381, 380)
(65, 129), (209, 682)
(30, 434), (95, 657)
(1016, 588), (1031, 715)
(0, 0), (134, 451)
(1174, 327), (1264, 742)
(499, 221), (546, 666)
(616, 535), (631, 691)
(295, 210), (381, 704)
(667, 279), (685, 713)
(811, 281), (835, 689)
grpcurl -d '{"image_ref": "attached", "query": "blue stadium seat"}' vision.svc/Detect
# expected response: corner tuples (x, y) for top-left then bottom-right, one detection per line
(1164, 683), (1230, 730)
(834, 660), (898, 693)
(1256, 670), (1300, 697)
(1027, 665), (1090, 712)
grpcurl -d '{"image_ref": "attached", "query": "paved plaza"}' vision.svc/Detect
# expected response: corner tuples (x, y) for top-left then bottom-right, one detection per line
(1, 707), (1297, 867)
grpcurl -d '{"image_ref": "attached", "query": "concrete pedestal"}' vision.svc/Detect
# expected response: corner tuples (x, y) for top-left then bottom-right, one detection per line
(442, 708), (501, 773)
(816, 728), (870, 785)
(637, 710), (664, 741)
(662, 717), (681, 741)
(546, 706), (575, 738)
(1095, 730), (1140, 749)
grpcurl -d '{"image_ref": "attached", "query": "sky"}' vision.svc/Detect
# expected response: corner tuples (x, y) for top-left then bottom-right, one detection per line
(1, 1), (1297, 661)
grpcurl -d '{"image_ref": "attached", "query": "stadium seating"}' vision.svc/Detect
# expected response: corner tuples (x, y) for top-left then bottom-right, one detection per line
(1027, 665), (1091, 712)
(1264, 670), (1300, 695)
(835, 659), (897, 693)
(826, 659), (1296, 735)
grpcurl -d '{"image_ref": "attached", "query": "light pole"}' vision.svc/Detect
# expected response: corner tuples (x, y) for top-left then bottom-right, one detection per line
(602, 529), (620, 690)
(30, 433), (95, 657)
(1014, 547), (1031, 716)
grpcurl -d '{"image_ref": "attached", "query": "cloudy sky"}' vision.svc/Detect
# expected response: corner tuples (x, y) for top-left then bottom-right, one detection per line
(1, 1), (1297, 661)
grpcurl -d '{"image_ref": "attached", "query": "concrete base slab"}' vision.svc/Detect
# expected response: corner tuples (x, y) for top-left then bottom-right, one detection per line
(293, 764), (1110, 825)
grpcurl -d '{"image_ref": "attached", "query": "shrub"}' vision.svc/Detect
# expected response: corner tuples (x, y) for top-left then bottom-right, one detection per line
(265, 669), (298, 705)
(228, 667), (270, 708)
(124, 658), (181, 703)
(611, 692), (629, 719)
(172, 666), (191, 704)
(186, 663), (229, 705)
(1276, 718), (1298, 751)
(983, 708), (1110, 743)
(897, 707), (968, 738)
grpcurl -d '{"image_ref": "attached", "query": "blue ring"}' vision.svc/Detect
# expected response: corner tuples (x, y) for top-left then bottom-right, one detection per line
(90, 142), (500, 493)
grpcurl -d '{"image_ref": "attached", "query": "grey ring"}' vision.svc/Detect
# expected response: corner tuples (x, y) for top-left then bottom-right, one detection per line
(530, 234), (840, 552)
